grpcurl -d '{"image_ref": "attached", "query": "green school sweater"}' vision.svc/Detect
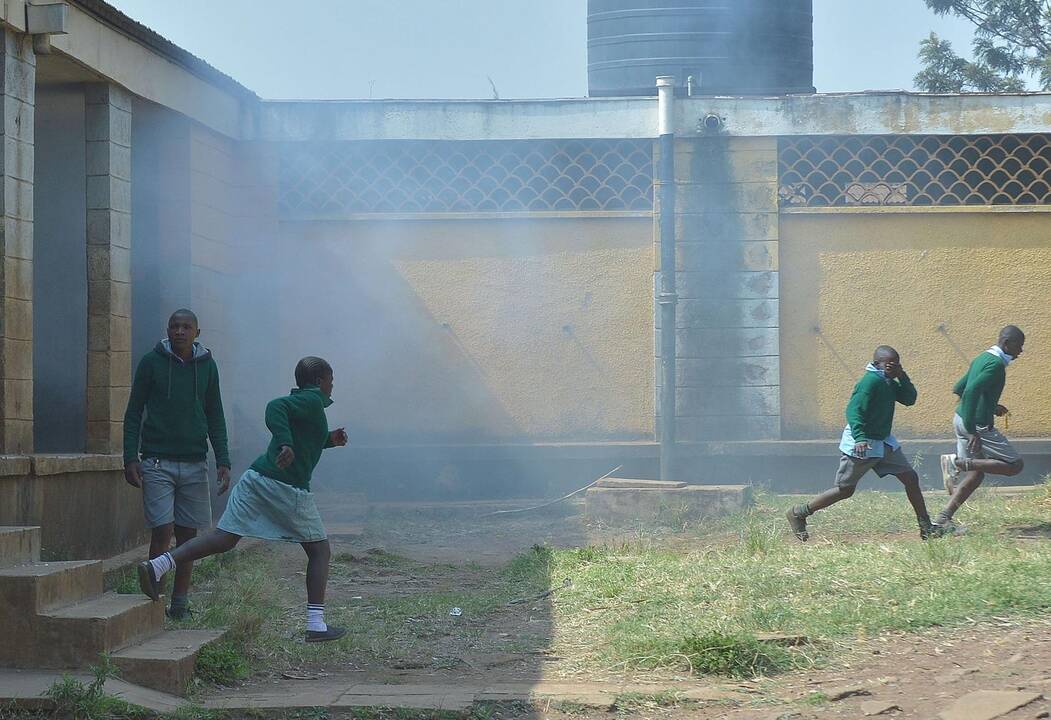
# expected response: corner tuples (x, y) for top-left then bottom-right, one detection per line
(250, 386), (335, 491)
(954, 352), (1007, 433)
(845, 368), (917, 443)
(123, 341), (230, 467)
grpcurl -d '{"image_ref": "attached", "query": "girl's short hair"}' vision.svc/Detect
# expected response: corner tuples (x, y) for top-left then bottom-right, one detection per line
(294, 356), (332, 388)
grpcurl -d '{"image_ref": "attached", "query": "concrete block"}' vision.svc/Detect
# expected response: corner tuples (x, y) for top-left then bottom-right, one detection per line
(86, 209), (112, 245)
(675, 299), (779, 329)
(3, 53), (35, 102)
(32, 455), (123, 476)
(585, 484), (753, 526)
(673, 182), (778, 214)
(676, 211), (778, 243)
(109, 351), (132, 386)
(111, 211), (131, 249)
(677, 240), (778, 272)
(110, 245), (131, 283)
(4, 137), (33, 183)
(4, 217), (32, 260)
(677, 270), (778, 299)
(87, 245), (111, 283)
(0, 560), (101, 615)
(4, 297), (32, 340)
(0, 526), (40, 567)
(113, 629), (226, 696)
(676, 385), (780, 417)
(3, 379), (32, 420)
(1, 419), (31, 454)
(85, 421), (110, 454)
(109, 387), (130, 419)
(85, 387), (109, 422)
(85, 175), (111, 209)
(110, 281), (131, 318)
(4, 96), (32, 144)
(85, 140), (112, 177)
(674, 356), (780, 387)
(673, 414), (780, 441)
(36, 593), (164, 669)
(4, 256), (32, 300)
(109, 316), (131, 352)
(87, 280), (112, 316)
(85, 351), (110, 387)
(674, 327), (780, 358)
(2, 338), (31, 379)
(4, 177), (32, 222)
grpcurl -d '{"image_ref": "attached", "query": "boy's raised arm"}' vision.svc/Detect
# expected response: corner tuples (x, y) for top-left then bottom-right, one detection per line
(894, 370), (917, 406)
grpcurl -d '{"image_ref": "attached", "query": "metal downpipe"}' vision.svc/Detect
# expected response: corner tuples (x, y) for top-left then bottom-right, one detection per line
(656, 76), (677, 480)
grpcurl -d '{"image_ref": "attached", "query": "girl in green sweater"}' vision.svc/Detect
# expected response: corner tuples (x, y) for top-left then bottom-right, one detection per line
(138, 356), (349, 643)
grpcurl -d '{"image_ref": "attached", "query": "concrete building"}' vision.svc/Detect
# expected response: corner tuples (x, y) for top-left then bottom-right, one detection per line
(2, 1), (1050, 559)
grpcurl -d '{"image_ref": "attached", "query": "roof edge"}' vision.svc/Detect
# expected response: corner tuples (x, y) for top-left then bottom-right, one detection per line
(70, 0), (258, 101)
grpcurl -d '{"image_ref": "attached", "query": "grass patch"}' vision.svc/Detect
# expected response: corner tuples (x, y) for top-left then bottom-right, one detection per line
(677, 632), (795, 677)
(45, 656), (145, 720)
(544, 485), (1051, 677)
(193, 640), (251, 686)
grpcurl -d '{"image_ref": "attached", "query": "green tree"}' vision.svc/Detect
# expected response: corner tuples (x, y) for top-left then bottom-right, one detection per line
(914, 0), (1051, 92)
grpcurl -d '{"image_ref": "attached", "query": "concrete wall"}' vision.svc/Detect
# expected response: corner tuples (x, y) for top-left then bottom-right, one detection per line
(131, 99), (192, 360)
(780, 209), (1051, 439)
(274, 218), (654, 444)
(33, 86), (87, 452)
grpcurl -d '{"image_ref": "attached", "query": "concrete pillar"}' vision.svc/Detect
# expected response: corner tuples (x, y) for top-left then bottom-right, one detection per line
(85, 84), (132, 454)
(656, 136), (781, 441)
(0, 30), (36, 454)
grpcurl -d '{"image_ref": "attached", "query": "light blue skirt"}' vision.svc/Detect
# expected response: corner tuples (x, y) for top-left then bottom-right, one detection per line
(217, 469), (327, 543)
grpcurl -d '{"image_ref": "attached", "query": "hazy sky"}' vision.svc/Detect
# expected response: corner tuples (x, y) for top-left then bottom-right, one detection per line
(109, 0), (985, 99)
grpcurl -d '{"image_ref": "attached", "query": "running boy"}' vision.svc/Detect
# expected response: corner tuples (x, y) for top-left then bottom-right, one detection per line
(787, 346), (934, 541)
(138, 356), (349, 643)
(936, 325), (1025, 533)
(124, 309), (231, 620)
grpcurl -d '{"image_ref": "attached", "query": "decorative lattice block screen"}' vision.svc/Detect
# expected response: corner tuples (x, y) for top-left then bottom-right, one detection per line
(279, 139), (654, 216)
(779, 134), (1051, 207)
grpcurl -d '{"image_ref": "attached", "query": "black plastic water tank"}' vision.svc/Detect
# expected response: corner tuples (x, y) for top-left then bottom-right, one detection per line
(587, 0), (815, 96)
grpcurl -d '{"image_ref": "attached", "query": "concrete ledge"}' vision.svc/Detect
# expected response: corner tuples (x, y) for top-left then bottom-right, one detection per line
(31, 454), (124, 477)
(0, 456), (31, 477)
(585, 484), (753, 526)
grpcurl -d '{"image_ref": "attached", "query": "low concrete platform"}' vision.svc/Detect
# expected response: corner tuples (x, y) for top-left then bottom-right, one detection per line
(584, 482), (752, 525)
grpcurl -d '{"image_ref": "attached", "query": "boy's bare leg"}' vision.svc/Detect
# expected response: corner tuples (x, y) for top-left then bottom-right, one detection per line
(938, 458), (1023, 528)
(302, 539), (330, 605)
(171, 526), (197, 597)
(169, 529), (240, 565)
(894, 470), (933, 531)
(301, 539), (344, 642)
(804, 485), (855, 514)
(956, 457), (1024, 476)
(148, 524), (173, 560)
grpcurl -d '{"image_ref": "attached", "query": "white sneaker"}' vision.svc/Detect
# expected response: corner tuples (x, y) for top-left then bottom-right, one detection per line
(940, 454), (959, 495)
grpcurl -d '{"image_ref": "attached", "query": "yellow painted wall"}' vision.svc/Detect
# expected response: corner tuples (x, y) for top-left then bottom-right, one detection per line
(278, 218), (654, 442)
(780, 211), (1051, 438)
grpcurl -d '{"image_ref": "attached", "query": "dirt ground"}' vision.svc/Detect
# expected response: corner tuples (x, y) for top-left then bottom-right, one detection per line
(222, 498), (1051, 719)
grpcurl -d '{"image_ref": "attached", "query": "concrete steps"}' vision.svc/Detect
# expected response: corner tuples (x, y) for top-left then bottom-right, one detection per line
(0, 526), (41, 568)
(114, 629), (226, 696)
(0, 525), (226, 696)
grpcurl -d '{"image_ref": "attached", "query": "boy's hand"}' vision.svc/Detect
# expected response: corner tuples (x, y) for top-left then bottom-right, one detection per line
(967, 433), (983, 455)
(276, 445), (295, 469)
(853, 441), (870, 457)
(217, 466), (231, 495)
(124, 462), (143, 488)
(883, 361), (902, 379)
(994, 404), (1009, 417)
(330, 428), (349, 447)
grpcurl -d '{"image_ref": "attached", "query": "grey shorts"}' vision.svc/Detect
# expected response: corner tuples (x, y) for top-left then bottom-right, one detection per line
(834, 446), (914, 489)
(954, 414), (1021, 464)
(141, 457), (212, 530)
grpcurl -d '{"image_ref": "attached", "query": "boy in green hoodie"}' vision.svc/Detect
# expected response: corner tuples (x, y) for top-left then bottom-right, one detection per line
(123, 309), (231, 619)
(936, 325), (1025, 533)
(786, 346), (934, 541)
(137, 356), (349, 643)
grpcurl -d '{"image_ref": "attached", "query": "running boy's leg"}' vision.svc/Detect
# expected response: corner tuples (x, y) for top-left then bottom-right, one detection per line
(169, 460), (213, 618)
(787, 455), (874, 541)
(302, 539), (346, 642)
(936, 421), (1023, 529)
(138, 529), (240, 600)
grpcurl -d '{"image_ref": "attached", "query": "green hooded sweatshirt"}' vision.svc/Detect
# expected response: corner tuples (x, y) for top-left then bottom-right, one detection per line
(123, 340), (230, 467)
(250, 386), (334, 491)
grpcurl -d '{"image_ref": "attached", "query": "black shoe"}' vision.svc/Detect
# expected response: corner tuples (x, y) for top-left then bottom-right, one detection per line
(920, 523), (936, 540)
(306, 625), (347, 643)
(166, 604), (193, 620)
(137, 561), (161, 601)
(786, 508), (809, 542)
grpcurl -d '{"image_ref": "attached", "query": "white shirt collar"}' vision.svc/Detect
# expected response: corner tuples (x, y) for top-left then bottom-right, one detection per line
(986, 345), (1013, 366)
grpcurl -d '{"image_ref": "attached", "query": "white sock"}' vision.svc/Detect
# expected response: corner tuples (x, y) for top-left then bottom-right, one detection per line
(306, 604), (327, 632)
(149, 552), (175, 579)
